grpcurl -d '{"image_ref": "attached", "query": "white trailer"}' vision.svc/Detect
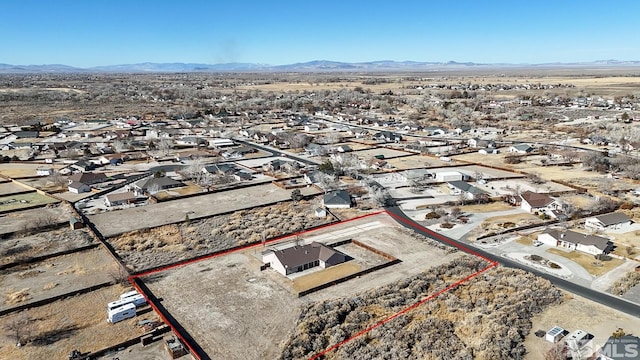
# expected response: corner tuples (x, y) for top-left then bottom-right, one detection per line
(107, 294), (146, 311)
(107, 303), (136, 323)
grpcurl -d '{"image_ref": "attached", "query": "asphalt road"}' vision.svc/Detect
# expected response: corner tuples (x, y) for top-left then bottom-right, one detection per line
(233, 138), (320, 166)
(385, 205), (640, 318)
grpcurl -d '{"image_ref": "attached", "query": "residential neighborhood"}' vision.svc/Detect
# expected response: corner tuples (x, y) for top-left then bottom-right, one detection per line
(0, 69), (639, 360)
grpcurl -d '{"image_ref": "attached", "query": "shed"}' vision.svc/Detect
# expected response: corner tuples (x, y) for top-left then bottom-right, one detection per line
(546, 326), (566, 343)
(315, 207), (327, 217)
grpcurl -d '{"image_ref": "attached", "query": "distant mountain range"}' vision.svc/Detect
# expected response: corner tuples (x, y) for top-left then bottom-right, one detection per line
(1, 60), (640, 73)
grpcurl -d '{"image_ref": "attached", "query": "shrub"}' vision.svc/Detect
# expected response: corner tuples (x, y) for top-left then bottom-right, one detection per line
(530, 254), (543, 262)
(425, 211), (441, 220)
(548, 262), (561, 269)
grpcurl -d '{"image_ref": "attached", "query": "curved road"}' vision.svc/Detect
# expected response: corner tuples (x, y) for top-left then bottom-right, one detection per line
(385, 205), (640, 317)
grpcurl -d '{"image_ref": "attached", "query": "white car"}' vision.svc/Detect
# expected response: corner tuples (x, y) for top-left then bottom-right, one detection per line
(532, 240), (543, 247)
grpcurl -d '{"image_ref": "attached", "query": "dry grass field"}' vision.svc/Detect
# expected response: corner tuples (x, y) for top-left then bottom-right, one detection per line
(0, 228), (95, 267)
(1, 248), (120, 311)
(292, 262), (362, 294)
(545, 248), (624, 276)
(0, 203), (74, 236)
(0, 284), (157, 360)
(109, 201), (334, 271)
(0, 192), (58, 212)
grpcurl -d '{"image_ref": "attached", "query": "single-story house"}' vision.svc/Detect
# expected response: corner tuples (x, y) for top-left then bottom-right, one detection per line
(509, 143), (534, 154)
(68, 172), (107, 185)
(478, 148), (499, 155)
(105, 191), (147, 207)
(537, 229), (613, 255)
(70, 160), (94, 172)
(520, 191), (559, 213)
(323, 189), (352, 208)
(262, 242), (348, 276)
(134, 176), (185, 192)
(585, 212), (632, 231)
(447, 180), (488, 200)
(68, 181), (91, 194)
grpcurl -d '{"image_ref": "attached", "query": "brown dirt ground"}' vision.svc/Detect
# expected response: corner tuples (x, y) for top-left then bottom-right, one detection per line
(524, 292), (640, 360)
(1, 248), (121, 311)
(292, 262), (362, 293)
(545, 248), (624, 276)
(0, 284), (159, 360)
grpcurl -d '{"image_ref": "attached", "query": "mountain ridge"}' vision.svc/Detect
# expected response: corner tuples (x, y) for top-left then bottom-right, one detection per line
(1, 60), (640, 73)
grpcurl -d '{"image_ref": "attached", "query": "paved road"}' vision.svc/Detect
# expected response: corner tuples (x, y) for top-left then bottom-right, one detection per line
(385, 205), (640, 318)
(233, 138), (321, 166)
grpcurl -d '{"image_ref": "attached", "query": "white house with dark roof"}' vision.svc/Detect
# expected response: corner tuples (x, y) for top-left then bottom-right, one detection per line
(537, 229), (613, 255)
(323, 190), (352, 208)
(585, 212), (632, 231)
(262, 242), (348, 276)
(520, 191), (559, 214)
(509, 143), (534, 154)
(447, 181), (487, 200)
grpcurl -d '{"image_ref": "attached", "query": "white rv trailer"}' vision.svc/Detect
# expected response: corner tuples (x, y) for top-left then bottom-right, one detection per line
(107, 303), (136, 323)
(107, 294), (146, 311)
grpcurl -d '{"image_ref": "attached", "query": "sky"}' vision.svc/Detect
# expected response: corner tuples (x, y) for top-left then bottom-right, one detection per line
(2, 0), (639, 67)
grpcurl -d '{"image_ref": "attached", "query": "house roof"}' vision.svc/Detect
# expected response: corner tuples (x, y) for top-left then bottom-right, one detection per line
(268, 242), (347, 270)
(68, 181), (89, 190)
(323, 190), (351, 205)
(106, 191), (142, 203)
(542, 229), (612, 251)
(511, 143), (533, 152)
(135, 176), (183, 190)
(447, 181), (486, 195)
(520, 191), (554, 208)
(593, 212), (631, 226)
(68, 172), (107, 184)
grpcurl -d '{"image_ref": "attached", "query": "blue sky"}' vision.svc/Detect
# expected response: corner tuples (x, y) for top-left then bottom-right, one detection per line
(2, 0), (639, 67)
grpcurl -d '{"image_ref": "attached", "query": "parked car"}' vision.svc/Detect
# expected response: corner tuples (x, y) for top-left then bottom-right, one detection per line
(532, 240), (543, 247)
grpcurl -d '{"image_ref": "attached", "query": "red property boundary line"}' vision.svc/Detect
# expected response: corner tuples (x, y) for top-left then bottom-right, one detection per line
(127, 209), (499, 360)
(127, 210), (385, 360)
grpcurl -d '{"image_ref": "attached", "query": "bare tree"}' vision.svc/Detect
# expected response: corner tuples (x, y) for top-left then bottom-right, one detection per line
(4, 312), (33, 346)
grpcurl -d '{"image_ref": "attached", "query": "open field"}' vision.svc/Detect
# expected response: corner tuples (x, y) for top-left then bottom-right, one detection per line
(0, 181), (29, 195)
(141, 214), (459, 360)
(108, 200), (334, 271)
(0, 228), (95, 267)
(546, 248), (624, 276)
(1, 247), (120, 311)
(384, 154), (446, 169)
(0, 163), (65, 178)
(0, 203), (74, 236)
(0, 192), (58, 212)
(88, 183), (322, 238)
(460, 202), (513, 213)
(524, 292), (640, 360)
(0, 284), (157, 360)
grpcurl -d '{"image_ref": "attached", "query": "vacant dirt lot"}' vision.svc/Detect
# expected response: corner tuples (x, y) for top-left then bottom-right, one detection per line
(0, 163), (65, 178)
(0, 284), (158, 360)
(1, 248), (120, 311)
(140, 214), (460, 360)
(524, 292), (640, 360)
(0, 181), (29, 195)
(0, 228), (94, 267)
(0, 203), (74, 236)
(88, 183), (322, 238)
